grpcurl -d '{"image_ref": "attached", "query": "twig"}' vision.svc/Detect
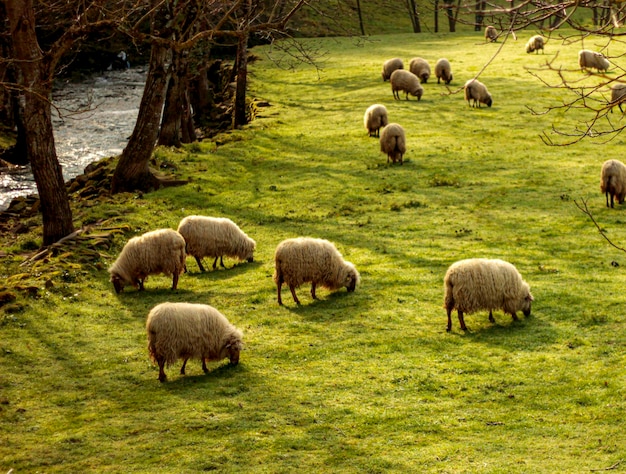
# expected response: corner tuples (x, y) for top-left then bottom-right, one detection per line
(590, 459), (623, 471)
(19, 229), (85, 266)
(574, 198), (626, 253)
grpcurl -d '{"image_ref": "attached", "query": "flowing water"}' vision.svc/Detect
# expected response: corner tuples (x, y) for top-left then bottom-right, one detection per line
(0, 66), (146, 210)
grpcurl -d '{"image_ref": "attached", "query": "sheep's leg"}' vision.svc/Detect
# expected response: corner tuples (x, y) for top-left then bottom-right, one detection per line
(489, 311), (495, 323)
(277, 280), (283, 305)
(195, 257), (206, 272)
(289, 285), (301, 305)
(458, 310), (468, 331)
(180, 358), (188, 375)
(212, 257), (218, 269)
(202, 359), (209, 374)
(138, 279), (145, 291)
(311, 282), (317, 300)
(511, 312), (519, 321)
(446, 308), (453, 332)
(171, 272), (179, 290)
(157, 357), (167, 382)
(611, 193), (615, 208)
(219, 256), (226, 268)
(606, 192), (610, 208)
(399, 154), (403, 165)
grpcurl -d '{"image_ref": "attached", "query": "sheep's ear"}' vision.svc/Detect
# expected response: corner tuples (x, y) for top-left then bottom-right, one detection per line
(526, 293), (534, 302)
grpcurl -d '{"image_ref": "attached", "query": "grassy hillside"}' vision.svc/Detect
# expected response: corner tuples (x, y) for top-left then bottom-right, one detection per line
(1, 30), (625, 473)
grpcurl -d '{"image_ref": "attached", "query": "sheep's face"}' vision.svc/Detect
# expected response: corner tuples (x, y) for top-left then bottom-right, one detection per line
(225, 339), (242, 365)
(345, 266), (360, 293)
(485, 96), (493, 107)
(111, 274), (125, 293)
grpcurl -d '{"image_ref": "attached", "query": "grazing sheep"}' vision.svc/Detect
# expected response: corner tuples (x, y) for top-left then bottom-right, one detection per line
(273, 237), (360, 305)
(526, 35), (544, 54)
(108, 229), (186, 293)
(409, 57), (431, 83)
(380, 123), (406, 165)
(610, 83), (626, 113)
(364, 104), (389, 138)
(390, 69), (424, 101)
(484, 25), (498, 42)
(578, 49), (610, 72)
(177, 216), (255, 272)
(600, 159), (626, 208)
(146, 302), (243, 382)
(382, 58), (404, 81)
(464, 79), (493, 108)
(444, 258), (533, 332)
(435, 58), (453, 85)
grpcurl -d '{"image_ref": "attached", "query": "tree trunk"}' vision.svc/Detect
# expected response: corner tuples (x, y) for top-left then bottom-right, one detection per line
(356, 0), (366, 35)
(446, 1), (456, 32)
(407, 0), (421, 33)
(158, 49), (185, 148)
(6, 0), (74, 245)
(111, 41), (170, 194)
(434, 0), (439, 32)
(233, 31), (249, 128)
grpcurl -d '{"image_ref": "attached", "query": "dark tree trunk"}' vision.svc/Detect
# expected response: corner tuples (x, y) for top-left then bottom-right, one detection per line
(180, 89), (196, 143)
(407, 0), (421, 33)
(434, 0), (439, 32)
(475, 0), (483, 31)
(6, 0), (74, 245)
(356, 0), (366, 35)
(111, 42), (170, 194)
(233, 31), (249, 128)
(445, 1), (456, 32)
(158, 49), (185, 148)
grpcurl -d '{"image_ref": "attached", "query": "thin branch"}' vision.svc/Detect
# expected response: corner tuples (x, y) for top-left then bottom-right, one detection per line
(574, 198), (626, 253)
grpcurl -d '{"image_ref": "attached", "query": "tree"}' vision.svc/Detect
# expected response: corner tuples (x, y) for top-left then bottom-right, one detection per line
(4, 0), (74, 245)
(111, 0), (309, 194)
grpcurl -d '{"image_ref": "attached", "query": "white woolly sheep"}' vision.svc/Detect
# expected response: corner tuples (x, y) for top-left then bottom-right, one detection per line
(273, 237), (360, 305)
(177, 216), (256, 272)
(108, 228), (186, 293)
(435, 58), (453, 85)
(390, 69), (424, 101)
(464, 79), (493, 108)
(610, 83), (626, 113)
(600, 159), (626, 208)
(526, 35), (544, 54)
(409, 57), (431, 83)
(579, 49), (610, 72)
(484, 25), (498, 42)
(146, 302), (243, 382)
(364, 104), (389, 138)
(382, 58), (404, 81)
(444, 258), (534, 332)
(380, 123), (406, 165)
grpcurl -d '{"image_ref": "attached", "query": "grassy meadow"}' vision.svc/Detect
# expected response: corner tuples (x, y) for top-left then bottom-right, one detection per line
(1, 30), (626, 472)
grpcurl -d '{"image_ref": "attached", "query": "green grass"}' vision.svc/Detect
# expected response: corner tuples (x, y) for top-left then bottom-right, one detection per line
(1, 30), (626, 473)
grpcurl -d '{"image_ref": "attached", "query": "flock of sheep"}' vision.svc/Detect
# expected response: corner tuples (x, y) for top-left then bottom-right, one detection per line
(108, 29), (626, 382)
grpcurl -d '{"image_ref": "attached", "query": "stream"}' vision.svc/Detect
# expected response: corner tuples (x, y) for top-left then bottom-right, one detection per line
(0, 66), (146, 211)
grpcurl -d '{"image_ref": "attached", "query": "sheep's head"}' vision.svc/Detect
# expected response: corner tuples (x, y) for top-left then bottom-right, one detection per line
(110, 273), (125, 293)
(485, 95), (493, 107)
(225, 337), (243, 365)
(245, 239), (256, 263)
(344, 263), (361, 293)
(521, 285), (534, 316)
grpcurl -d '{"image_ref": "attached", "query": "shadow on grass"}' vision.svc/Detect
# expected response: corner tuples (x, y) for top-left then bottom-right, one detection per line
(450, 312), (558, 351)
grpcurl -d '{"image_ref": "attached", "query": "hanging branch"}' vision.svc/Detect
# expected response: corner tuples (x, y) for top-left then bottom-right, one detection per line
(574, 197), (626, 253)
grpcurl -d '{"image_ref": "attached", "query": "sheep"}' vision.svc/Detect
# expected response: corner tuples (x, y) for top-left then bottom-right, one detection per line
(177, 216), (255, 272)
(146, 302), (243, 382)
(364, 104), (389, 138)
(390, 69), (424, 101)
(380, 123), (406, 165)
(600, 159), (626, 208)
(108, 228), (186, 293)
(484, 25), (498, 42)
(409, 57), (431, 83)
(382, 58), (404, 81)
(435, 58), (453, 85)
(273, 237), (360, 305)
(526, 35), (544, 54)
(610, 83), (626, 113)
(464, 79), (492, 108)
(578, 49), (610, 72)
(444, 258), (534, 332)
